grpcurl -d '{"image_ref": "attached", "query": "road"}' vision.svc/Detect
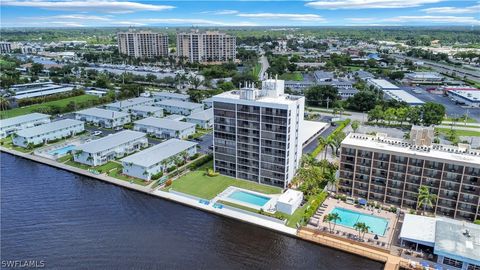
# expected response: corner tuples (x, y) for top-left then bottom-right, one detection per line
(393, 54), (480, 83)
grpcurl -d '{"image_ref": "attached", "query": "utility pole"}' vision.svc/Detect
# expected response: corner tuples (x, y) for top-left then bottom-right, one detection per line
(325, 97), (331, 110)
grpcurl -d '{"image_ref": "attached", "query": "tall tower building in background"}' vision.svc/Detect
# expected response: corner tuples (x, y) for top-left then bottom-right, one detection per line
(117, 30), (169, 58)
(176, 30), (236, 63)
(212, 79), (304, 189)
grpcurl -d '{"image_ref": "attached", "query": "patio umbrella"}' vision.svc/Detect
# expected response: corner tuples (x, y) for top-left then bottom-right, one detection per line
(358, 198), (367, 205)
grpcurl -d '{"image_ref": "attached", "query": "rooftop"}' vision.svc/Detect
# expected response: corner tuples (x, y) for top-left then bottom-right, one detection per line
(277, 189), (303, 204)
(301, 120), (328, 145)
(342, 132), (480, 166)
(368, 79), (400, 90)
(76, 108), (130, 119)
(155, 100), (203, 109)
(153, 92), (189, 99)
(314, 71), (334, 80)
(1, 113), (50, 128)
(129, 105), (163, 113)
(76, 130), (146, 153)
(434, 218), (480, 264)
(121, 138), (197, 167)
(186, 108), (213, 121)
(134, 117), (195, 130)
(383, 90), (425, 105)
(105, 97), (153, 109)
(16, 119), (82, 138)
(448, 90), (480, 102)
(400, 214), (480, 264)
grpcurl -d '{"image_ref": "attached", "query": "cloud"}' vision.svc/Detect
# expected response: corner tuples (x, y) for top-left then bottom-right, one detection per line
(422, 5), (480, 14)
(133, 18), (259, 26)
(306, 0), (443, 9)
(237, 13), (326, 22)
(384, 15), (480, 24)
(30, 14), (112, 21)
(2, 0), (175, 14)
(201, 10), (239, 15)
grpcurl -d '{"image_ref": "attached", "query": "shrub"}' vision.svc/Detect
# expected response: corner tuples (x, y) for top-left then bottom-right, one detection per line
(206, 168), (219, 177)
(187, 154), (212, 170)
(165, 179), (173, 187)
(151, 171), (163, 180)
(167, 166), (176, 173)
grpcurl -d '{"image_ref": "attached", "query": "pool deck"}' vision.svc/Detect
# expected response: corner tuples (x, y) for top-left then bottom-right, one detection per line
(307, 197), (399, 248)
(213, 186), (279, 212)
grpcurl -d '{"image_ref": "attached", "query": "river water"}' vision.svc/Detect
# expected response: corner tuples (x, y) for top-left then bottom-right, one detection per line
(0, 153), (383, 269)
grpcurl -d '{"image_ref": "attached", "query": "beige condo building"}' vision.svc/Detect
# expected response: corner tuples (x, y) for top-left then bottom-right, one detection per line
(338, 126), (480, 222)
(117, 31), (169, 58)
(176, 31), (236, 63)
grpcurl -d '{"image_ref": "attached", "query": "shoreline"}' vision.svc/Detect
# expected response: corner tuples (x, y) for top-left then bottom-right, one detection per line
(1, 147), (405, 269)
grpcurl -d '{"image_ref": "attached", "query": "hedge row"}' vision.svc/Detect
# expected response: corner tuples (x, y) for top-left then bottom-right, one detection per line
(187, 154), (213, 170)
(310, 118), (351, 158)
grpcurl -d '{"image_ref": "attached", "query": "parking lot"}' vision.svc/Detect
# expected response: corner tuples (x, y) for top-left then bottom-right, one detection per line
(403, 87), (480, 121)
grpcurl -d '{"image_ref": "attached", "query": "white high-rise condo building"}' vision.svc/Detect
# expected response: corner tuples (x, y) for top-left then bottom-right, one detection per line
(117, 31), (169, 58)
(176, 30), (236, 63)
(212, 79), (304, 189)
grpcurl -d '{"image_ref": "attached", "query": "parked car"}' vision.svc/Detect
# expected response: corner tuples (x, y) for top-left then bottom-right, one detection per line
(92, 131), (103, 136)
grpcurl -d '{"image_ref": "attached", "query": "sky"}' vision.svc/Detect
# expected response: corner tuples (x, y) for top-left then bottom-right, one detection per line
(0, 0), (479, 28)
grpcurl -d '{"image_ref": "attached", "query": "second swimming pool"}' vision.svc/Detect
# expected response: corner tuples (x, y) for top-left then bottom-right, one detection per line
(49, 145), (76, 156)
(329, 207), (389, 236)
(227, 190), (271, 207)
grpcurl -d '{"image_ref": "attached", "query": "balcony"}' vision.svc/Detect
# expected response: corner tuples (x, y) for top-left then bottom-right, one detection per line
(459, 194), (479, 205)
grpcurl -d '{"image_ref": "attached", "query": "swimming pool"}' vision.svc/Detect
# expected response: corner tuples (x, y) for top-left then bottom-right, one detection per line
(49, 145), (76, 156)
(329, 207), (389, 236)
(227, 190), (270, 207)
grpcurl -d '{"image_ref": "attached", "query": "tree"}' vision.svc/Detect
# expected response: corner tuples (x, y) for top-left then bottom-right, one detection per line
(346, 91), (378, 112)
(421, 102), (445, 126)
(304, 85), (339, 108)
(368, 105), (384, 123)
(30, 63), (44, 75)
(324, 169), (338, 192)
(418, 185), (437, 215)
(351, 120), (360, 133)
(384, 108), (396, 125)
(323, 213), (341, 233)
(354, 222), (370, 240)
(218, 81), (235, 92)
(0, 97), (10, 111)
(407, 106), (421, 125)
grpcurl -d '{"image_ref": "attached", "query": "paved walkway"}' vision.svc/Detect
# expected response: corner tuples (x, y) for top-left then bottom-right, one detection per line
(298, 228), (408, 270)
(442, 121), (480, 127)
(436, 125), (480, 132)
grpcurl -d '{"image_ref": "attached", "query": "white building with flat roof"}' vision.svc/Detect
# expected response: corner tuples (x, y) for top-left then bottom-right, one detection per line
(399, 214), (479, 270)
(212, 79), (305, 188)
(185, 108), (213, 129)
(154, 100), (203, 116)
(133, 117), (196, 139)
(448, 90), (480, 107)
(383, 90), (425, 106)
(10, 83), (75, 100)
(367, 79), (400, 90)
(104, 97), (154, 112)
(405, 72), (443, 84)
(73, 130), (148, 166)
(202, 97), (214, 108)
(276, 189), (303, 215)
(75, 108), (131, 129)
(128, 105), (164, 119)
(13, 119), (84, 147)
(0, 113), (51, 138)
(153, 92), (189, 102)
(121, 139), (197, 180)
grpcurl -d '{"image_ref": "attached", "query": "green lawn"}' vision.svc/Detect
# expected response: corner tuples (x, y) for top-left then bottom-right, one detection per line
(57, 154), (73, 163)
(0, 136), (32, 153)
(443, 117), (477, 123)
(0, 95), (100, 119)
(108, 168), (149, 186)
(167, 170), (282, 200)
(65, 160), (122, 173)
(436, 128), (480, 137)
(279, 72), (303, 81)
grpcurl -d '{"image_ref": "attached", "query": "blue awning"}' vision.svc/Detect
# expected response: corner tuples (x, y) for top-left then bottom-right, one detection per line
(358, 198), (367, 205)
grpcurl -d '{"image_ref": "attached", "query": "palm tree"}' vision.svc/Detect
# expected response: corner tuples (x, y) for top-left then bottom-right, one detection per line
(323, 213), (341, 233)
(418, 185), (437, 215)
(324, 169), (338, 192)
(0, 97), (10, 111)
(354, 222), (370, 240)
(74, 150), (83, 157)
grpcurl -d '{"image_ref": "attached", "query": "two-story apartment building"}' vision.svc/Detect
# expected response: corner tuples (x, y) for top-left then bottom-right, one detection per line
(75, 108), (131, 129)
(133, 117), (196, 139)
(13, 119), (84, 147)
(0, 113), (51, 138)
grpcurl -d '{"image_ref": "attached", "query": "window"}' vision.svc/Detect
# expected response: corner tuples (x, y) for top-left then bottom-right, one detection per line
(443, 257), (463, 268)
